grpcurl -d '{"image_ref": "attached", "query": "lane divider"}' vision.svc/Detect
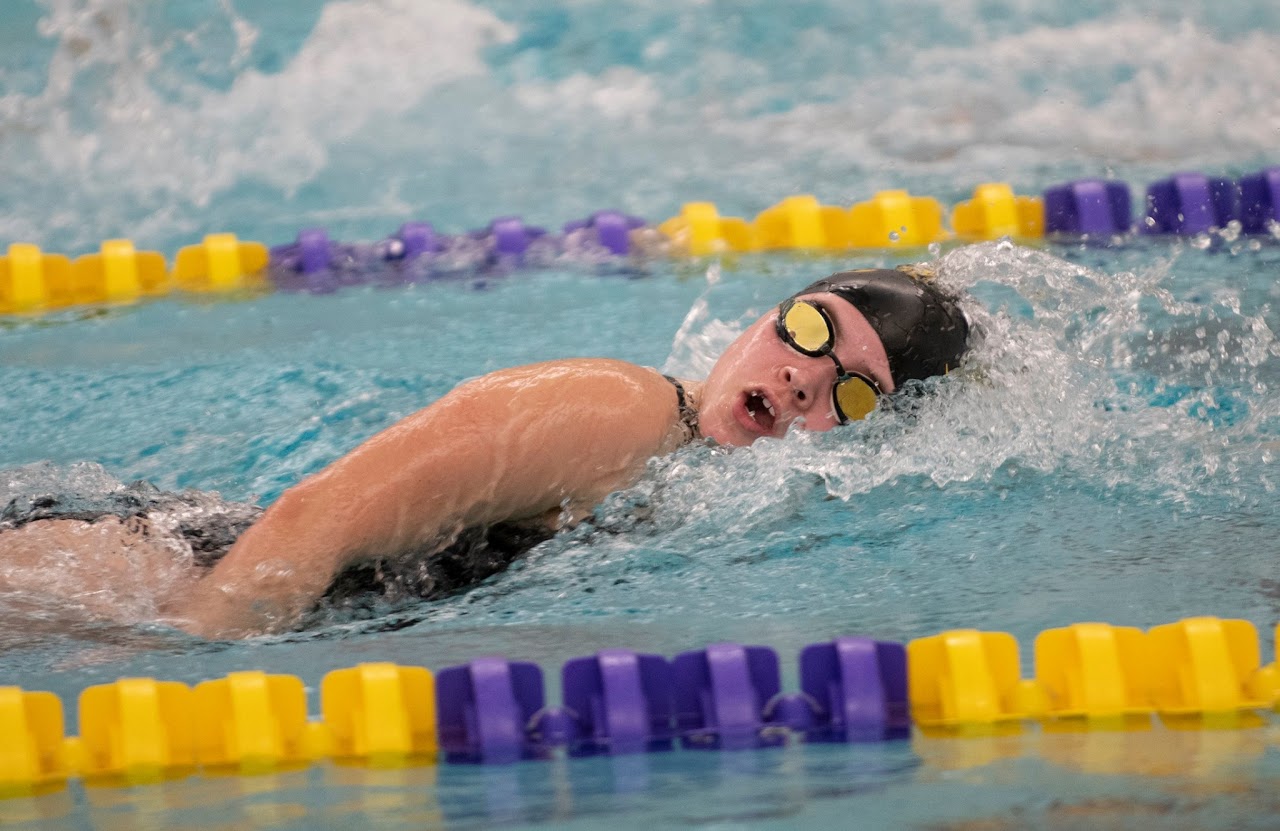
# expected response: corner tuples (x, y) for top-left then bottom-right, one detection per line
(846, 189), (949, 247)
(1, 167), (1278, 316)
(952, 182), (1044, 240)
(174, 234), (269, 292)
(0, 616), (1276, 798)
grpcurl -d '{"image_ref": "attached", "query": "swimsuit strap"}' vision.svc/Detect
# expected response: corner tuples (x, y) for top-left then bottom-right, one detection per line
(664, 375), (701, 444)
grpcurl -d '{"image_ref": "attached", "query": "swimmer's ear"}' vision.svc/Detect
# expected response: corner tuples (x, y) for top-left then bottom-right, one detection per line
(895, 263), (937, 283)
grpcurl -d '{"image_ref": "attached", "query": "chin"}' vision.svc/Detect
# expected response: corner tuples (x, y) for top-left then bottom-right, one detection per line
(699, 414), (749, 448)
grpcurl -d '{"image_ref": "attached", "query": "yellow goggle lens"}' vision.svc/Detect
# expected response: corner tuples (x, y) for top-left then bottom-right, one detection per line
(783, 301), (833, 354)
(834, 375), (879, 422)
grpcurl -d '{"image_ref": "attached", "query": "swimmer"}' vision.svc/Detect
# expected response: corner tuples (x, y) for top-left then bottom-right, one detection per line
(0, 266), (970, 638)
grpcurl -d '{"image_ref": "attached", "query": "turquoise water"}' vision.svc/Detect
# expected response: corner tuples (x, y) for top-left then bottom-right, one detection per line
(2, 1), (1280, 828)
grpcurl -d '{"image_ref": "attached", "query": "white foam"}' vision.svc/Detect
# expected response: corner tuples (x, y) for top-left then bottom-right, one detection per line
(646, 241), (1280, 541)
(729, 15), (1280, 171)
(5, 3), (1280, 249)
(513, 67), (661, 125)
(4, 0), (515, 242)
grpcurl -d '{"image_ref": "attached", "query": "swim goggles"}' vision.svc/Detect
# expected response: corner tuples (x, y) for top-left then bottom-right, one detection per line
(776, 298), (882, 423)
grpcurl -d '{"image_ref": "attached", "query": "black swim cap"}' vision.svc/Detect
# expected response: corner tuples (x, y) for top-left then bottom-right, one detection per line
(791, 267), (970, 386)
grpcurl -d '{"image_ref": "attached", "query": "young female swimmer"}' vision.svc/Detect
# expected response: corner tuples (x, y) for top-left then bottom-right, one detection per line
(0, 267), (970, 638)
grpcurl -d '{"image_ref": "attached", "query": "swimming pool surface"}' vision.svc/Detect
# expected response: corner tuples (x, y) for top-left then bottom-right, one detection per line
(2, 1), (1279, 828)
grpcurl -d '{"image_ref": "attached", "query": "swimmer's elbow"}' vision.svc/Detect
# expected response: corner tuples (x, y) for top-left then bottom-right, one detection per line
(172, 533), (334, 640)
(162, 471), (377, 640)
(250, 477), (357, 568)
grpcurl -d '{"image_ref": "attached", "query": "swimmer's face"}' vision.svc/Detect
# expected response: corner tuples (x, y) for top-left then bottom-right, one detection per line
(699, 293), (895, 447)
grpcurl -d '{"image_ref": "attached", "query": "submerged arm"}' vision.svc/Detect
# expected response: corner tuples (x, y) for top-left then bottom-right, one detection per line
(169, 359), (685, 638)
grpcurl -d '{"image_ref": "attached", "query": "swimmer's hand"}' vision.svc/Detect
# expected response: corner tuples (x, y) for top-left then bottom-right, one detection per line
(167, 359), (689, 638)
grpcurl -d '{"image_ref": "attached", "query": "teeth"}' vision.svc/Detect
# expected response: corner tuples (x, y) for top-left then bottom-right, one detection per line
(746, 393), (776, 427)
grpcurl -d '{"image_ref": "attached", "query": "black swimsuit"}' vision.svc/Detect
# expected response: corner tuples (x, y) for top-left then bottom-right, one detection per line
(0, 483), (552, 606)
(664, 375), (701, 444)
(0, 483), (263, 568)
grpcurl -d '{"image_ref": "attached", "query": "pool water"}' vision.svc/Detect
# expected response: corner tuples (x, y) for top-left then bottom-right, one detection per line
(2, 1), (1280, 828)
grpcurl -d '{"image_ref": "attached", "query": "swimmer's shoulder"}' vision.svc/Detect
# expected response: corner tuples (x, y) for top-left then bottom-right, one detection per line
(450, 358), (689, 449)
(456, 357), (673, 397)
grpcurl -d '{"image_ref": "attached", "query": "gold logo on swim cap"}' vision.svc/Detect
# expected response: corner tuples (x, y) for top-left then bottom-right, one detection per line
(894, 263), (938, 282)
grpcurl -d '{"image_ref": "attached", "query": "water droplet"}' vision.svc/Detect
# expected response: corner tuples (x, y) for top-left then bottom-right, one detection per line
(887, 230), (900, 242)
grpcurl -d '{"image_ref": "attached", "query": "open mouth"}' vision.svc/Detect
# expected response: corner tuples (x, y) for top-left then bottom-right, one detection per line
(743, 391), (777, 433)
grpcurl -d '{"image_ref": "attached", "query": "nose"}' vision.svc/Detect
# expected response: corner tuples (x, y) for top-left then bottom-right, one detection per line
(779, 362), (828, 413)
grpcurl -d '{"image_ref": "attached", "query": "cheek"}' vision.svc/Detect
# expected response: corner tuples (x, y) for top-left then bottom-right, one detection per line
(704, 340), (749, 396)
(710, 328), (782, 383)
(795, 400), (841, 433)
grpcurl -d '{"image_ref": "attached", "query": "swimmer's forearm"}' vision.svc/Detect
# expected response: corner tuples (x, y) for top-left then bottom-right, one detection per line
(174, 415), (492, 637)
(172, 485), (350, 637)
(183, 490), (435, 639)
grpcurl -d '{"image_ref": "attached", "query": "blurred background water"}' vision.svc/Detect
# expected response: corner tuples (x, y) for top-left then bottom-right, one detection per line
(1, 1), (1279, 828)
(3, 0), (1280, 252)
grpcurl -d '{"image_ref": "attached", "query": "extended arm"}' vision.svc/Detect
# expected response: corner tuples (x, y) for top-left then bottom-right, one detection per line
(169, 359), (687, 638)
